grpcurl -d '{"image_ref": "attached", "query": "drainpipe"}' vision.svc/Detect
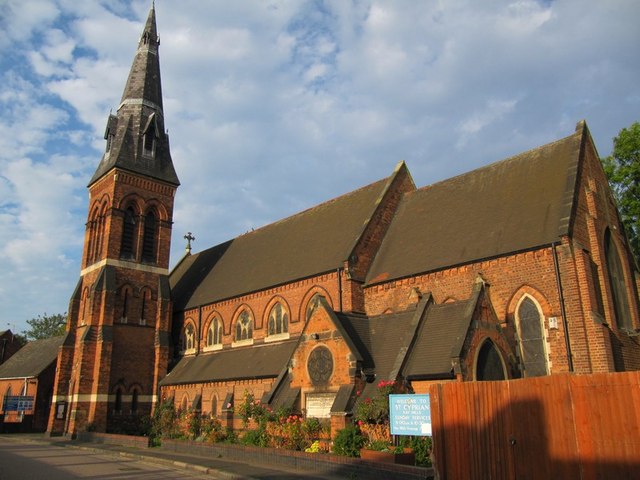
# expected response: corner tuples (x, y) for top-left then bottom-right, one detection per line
(337, 268), (343, 312)
(552, 242), (574, 372)
(197, 306), (202, 355)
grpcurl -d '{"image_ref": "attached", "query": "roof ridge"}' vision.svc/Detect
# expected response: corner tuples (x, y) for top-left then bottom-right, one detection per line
(236, 176), (389, 239)
(416, 128), (582, 194)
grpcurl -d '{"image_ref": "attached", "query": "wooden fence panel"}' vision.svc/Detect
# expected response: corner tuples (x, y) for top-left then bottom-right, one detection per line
(430, 372), (640, 480)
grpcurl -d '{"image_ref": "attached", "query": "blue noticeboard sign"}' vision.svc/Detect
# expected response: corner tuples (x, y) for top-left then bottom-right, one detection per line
(3, 395), (34, 412)
(389, 394), (432, 436)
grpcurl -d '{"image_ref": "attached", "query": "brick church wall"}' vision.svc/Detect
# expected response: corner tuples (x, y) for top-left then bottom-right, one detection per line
(345, 163), (416, 312)
(184, 271), (345, 352)
(364, 134), (640, 375)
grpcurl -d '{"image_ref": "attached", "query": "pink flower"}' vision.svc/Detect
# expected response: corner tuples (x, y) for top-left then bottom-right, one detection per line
(226, 402), (232, 408)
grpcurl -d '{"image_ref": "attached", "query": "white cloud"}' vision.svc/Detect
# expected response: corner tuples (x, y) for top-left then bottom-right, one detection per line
(0, 0), (60, 46)
(0, 0), (639, 332)
(457, 98), (519, 147)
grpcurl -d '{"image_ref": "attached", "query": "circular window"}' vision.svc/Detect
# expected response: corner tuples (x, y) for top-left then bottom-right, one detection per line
(307, 346), (333, 385)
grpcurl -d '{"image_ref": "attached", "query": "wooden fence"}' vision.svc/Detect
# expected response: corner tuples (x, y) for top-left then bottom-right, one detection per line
(429, 372), (640, 480)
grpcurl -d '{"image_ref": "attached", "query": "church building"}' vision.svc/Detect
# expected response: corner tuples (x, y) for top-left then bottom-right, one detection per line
(47, 6), (640, 436)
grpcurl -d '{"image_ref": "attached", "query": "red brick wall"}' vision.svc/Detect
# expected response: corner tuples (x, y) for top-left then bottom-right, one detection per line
(49, 165), (177, 435)
(363, 132), (640, 375)
(83, 170), (176, 269)
(571, 134), (640, 371)
(345, 163), (416, 312)
(181, 272), (343, 353)
(0, 371), (54, 432)
(162, 378), (274, 421)
(289, 307), (357, 397)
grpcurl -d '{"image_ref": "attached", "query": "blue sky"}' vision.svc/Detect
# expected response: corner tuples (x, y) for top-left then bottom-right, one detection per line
(1, 0), (639, 334)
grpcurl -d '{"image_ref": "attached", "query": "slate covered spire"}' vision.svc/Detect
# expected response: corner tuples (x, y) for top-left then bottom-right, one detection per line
(90, 4), (179, 187)
(120, 4), (162, 109)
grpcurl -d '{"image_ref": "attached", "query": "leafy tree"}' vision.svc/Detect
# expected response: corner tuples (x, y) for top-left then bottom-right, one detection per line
(12, 333), (27, 346)
(23, 312), (67, 340)
(602, 121), (640, 265)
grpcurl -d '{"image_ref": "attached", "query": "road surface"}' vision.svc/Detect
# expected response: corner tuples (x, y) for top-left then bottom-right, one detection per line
(0, 437), (216, 479)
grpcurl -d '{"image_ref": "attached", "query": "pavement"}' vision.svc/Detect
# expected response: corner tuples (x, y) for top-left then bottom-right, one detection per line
(0, 434), (347, 480)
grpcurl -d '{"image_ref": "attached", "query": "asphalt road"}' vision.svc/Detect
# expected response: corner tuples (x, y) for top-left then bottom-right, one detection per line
(0, 437), (216, 480)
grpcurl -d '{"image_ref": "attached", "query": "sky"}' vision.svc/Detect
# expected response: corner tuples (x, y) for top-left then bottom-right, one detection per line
(0, 0), (638, 335)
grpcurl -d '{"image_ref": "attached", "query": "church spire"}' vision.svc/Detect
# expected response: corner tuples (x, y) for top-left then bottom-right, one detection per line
(89, 4), (179, 187)
(120, 3), (162, 110)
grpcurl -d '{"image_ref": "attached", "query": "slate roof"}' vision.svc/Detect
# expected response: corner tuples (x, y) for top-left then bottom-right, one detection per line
(366, 127), (584, 285)
(338, 292), (478, 388)
(160, 340), (297, 386)
(0, 336), (64, 379)
(89, 5), (179, 187)
(338, 308), (417, 399)
(267, 373), (301, 412)
(403, 297), (477, 379)
(170, 176), (393, 311)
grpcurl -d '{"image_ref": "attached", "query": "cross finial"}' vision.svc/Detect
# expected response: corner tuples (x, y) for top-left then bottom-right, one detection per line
(184, 232), (195, 255)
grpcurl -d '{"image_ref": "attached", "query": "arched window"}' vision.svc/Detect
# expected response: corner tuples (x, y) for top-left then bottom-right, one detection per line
(605, 229), (632, 330)
(3, 386), (12, 410)
(141, 210), (158, 263)
(120, 287), (131, 323)
(235, 310), (252, 341)
(120, 206), (137, 259)
(211, 395), (218, 417)
(306, 294), (321, 321)
(207, 317), (222, 347)
(114, 388), (123, 414)
(87, 207), (100, 263)
(183, 324), (195, 352)
(94, 203), (108, 262)
(81, 287), (90, 326)
(131, 389), (139, 414)
(476, 339), (506, 381)
(516, 296), (548, 377)
(268, 302), (289, 336)
(140, 289), (151, 326)
(180, 394), (188, 412)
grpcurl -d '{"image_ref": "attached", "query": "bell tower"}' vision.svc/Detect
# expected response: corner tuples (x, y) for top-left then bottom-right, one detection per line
(48, 5), (179, 435)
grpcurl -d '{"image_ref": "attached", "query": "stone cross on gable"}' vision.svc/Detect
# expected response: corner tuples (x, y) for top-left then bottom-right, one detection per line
(184, 232), (195, 255)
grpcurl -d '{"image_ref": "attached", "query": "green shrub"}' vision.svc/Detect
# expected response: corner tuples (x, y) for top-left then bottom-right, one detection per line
(222, 426), (237, 444)
(302, 417), (322, 438)
(332, 425), (365, 457)
(410, 436), (432, 467)
(187, 410), (202, 439)
(241, 425), (269, 447)
(367, 439), (390, 451)
(150, 399), (180, 444)
(200, 416), (225, 442)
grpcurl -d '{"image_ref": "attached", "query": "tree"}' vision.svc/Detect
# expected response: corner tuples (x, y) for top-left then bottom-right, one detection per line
(602, 121), (640, 265)
(23, 312), (67, 340)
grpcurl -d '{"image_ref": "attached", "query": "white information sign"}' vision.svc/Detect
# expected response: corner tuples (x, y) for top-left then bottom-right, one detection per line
(389, 394), (432, 436)
(305, 392), (336, 419)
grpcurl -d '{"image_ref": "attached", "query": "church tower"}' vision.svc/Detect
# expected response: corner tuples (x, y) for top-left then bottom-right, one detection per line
(48, 5), (179, 435)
